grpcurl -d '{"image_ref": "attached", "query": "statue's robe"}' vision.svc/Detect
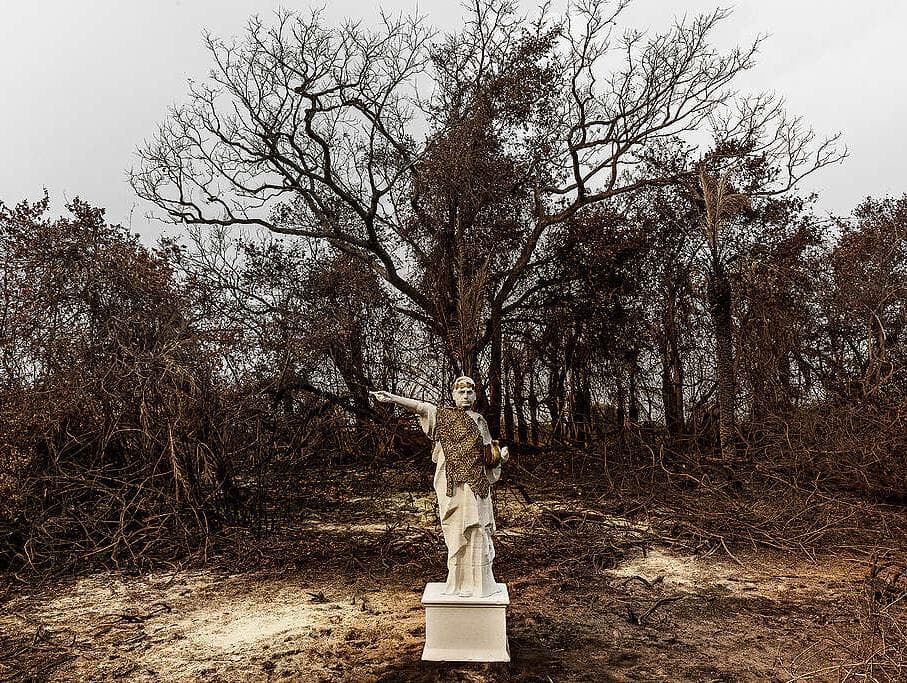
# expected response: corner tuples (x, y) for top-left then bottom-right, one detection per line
(417, 402), (503, 598)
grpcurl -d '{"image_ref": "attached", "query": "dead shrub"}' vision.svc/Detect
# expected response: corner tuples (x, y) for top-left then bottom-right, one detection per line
(0, 197), (233, 570)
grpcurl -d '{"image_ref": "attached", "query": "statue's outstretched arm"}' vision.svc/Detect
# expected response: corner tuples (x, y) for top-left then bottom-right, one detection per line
(369, 390), (427, 415)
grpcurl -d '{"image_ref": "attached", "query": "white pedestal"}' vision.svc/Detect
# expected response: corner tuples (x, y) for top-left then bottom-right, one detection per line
(421, 582), (510, 662)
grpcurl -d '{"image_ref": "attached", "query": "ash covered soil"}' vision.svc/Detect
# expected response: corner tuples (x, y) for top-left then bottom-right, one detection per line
(2, 462), (905, 682)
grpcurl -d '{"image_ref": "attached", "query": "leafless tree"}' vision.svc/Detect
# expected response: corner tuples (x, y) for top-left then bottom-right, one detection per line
(132, 0), (774, 434)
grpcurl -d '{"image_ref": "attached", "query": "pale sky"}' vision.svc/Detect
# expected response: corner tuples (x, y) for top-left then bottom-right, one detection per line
(1, 1), (905, 241)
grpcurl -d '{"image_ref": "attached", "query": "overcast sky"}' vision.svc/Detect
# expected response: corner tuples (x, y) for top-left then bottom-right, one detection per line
(2, 1), (905, 241)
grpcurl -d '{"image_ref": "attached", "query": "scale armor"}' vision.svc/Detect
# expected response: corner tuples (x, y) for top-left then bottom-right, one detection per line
(436, 406), (490, 499)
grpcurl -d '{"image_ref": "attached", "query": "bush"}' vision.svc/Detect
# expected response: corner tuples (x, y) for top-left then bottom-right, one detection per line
(0, 197), (232, 570)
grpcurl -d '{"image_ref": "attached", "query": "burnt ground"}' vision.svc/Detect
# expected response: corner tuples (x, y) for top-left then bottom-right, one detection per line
(2, 458), (907, 682)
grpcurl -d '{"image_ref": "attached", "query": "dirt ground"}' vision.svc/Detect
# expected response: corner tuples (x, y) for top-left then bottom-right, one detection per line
(2, 467), (905, 682)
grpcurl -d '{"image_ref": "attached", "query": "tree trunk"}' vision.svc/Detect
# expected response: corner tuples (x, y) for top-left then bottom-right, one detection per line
(486, 307), (503, 438)
(627, 354), (640, 424)
(659, 296), (685, 435)
(571, 369), (591, 444)
(503, 388), (515, 442)
(659, 345), (683, 434)
(708, 265), (736, 459)
(328, 338), (371, 418)
(546, 365), (563, 442)
(528, 375), (540, 446)
(615, 371), (626, 430)
(511, 365), (529, 444)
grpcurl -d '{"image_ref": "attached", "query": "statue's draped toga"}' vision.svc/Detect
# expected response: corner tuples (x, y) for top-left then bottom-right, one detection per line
(416, 402), (502, 598)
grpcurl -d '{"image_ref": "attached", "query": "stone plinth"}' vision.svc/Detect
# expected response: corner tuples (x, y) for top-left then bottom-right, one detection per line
(421, 582), (510, 662)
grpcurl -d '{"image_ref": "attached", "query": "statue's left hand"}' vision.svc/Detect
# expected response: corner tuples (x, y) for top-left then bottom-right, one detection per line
(500, 446), (510, 463)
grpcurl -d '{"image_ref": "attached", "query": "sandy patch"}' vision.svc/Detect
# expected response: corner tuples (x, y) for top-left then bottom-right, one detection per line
(610, 547), (701, 588)
(191, 602), (316, 650)
(609, 545), (864, 602)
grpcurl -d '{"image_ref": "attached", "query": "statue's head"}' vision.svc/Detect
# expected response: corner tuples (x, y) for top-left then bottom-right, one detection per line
(450, 376), (477, 410)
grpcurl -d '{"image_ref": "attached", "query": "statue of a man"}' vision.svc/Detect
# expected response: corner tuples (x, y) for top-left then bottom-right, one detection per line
(371, 376), (508, 598)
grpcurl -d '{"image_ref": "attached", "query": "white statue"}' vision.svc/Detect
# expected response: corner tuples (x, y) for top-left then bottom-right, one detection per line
(371, 376), (508, 598)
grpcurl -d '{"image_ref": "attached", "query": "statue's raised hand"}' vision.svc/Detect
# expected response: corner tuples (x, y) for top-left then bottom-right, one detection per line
(369, 390), (394, 403)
